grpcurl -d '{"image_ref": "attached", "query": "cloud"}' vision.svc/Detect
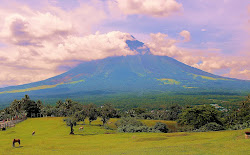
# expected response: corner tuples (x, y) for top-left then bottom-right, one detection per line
(0, 0), (249, 87)
(113, 0), (182, 17)
(52, 31), (137, 62)
(0, 1), (107, 45)
(179, 30), (191, 42)
(146, 33), (183, 57)
(0, 1), (136, 87)
(0, 31), (137, 86)
(0, 13), (73, 46)
(146, 32), (250, 80)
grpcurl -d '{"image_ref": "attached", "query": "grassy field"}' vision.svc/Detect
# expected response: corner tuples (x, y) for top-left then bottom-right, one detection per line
(0, 117), (249, 155)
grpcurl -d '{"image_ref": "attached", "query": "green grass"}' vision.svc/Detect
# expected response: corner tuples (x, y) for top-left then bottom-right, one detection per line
(183, 85), (198, 89)
(0, 117), (249, 155)
(157, 78), (181, 85)
(0, 80), (85, 94)
(189, 73), (231, 81)
(0, 85), (59, 94)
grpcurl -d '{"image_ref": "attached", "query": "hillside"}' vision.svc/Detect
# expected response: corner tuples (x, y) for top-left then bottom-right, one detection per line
(0, 117), (249, 155)
(0, 40), (249, 106)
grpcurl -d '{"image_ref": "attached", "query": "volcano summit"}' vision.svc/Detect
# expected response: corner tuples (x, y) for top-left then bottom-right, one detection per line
(0, 39), (249, 105)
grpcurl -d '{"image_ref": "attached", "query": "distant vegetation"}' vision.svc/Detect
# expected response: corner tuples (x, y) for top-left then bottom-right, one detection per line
(1, 94), (249, 134)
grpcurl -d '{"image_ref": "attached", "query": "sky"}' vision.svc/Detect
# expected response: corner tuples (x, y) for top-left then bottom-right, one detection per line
(0, 0), (249, 87)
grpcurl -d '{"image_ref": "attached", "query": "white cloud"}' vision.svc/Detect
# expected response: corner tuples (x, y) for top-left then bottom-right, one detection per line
(113, 0), (182, 17)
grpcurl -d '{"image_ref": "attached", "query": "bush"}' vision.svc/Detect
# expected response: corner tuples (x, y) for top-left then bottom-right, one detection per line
(115, 117), (143, 127)
(229, 121), (250, 130)
(153, 122), (169, 133)
(118, 125), (149, 133)
(116, 117), (149, 133)
(195, 122), (224, 132)
(116, 117), (169, 133)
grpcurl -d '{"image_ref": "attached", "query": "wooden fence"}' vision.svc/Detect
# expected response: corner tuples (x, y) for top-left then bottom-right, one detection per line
(0, 117), (27, 130)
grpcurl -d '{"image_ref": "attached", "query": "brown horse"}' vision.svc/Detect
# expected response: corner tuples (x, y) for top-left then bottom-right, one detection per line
(79, 126), (84, 131)
(12, 139), (20, 147)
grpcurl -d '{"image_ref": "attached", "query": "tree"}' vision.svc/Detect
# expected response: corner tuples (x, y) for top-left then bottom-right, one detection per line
(225, 95), (250, 127)
(167, 104), (182, 120)
(41, 105), (57, 117)
(7, 95), (42, 117)
(36, 100), (43, 110)
(99, 104), (117, 126)
(22, 95), (40, 117)
(85, 103), (98, 125)
(178, 105), (222, 129)
(9, 99), (23, 116)
(237, 95), (250, 123)
(128, 108), (146, 117)
(74, 110), (87, 124)
(64, 117), (77, 134)
(56, 99), (82, 117)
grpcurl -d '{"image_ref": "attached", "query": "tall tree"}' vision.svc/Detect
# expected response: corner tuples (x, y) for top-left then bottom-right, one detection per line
(74, 110), (87, 124)
(85, 103), (98, 125)
(225, 95), (250, 126)
(65, 117), (77, 134)
(178, 105), (222, 129)
(167, 104), (183, 120)
(99, 103), (117, 126)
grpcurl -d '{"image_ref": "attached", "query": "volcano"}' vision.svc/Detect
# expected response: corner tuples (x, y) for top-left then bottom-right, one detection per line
(0, 39), (249, 106)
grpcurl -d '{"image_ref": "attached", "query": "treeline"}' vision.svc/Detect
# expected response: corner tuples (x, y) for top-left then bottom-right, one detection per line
(0, 95), (249, 134)
(75, 93), (245, 110)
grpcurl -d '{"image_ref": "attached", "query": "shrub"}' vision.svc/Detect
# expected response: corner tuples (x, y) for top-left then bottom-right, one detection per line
(118, 125), (149, 133)
(195, 122), (224, 132)
(116, 117), (171, 133)
(229, 121), (250, 130)
(115, 117), (143, 127)
(153, 122), (169, 133)
(116, 117), (149, 133)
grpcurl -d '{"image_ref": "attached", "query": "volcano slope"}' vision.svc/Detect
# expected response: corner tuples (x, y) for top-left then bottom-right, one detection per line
(0, 40), (249, 106)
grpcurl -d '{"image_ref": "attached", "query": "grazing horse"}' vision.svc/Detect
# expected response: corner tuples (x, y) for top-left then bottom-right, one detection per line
(12, 139), (20, 147)
(32, 131), (35, 136)
(79, 126), (84, 131)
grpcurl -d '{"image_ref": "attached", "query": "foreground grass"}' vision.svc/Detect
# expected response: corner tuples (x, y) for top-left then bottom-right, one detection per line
(0, 117), (249, 155)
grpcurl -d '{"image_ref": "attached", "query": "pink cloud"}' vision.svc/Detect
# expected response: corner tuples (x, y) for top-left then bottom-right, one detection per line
(0, 31), (137, 86)
(146, 32), (250, 80)
(0, 13), (73, 46)
(146, 33), (183, 58)
(179, 30), (191, 42)
(0, 0), (249, 87)
(113, 0), (182, 17)
(0, 1), (136, 86)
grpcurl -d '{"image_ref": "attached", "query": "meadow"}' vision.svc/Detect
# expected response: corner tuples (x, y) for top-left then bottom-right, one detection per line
(0, 117), (249, 155)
